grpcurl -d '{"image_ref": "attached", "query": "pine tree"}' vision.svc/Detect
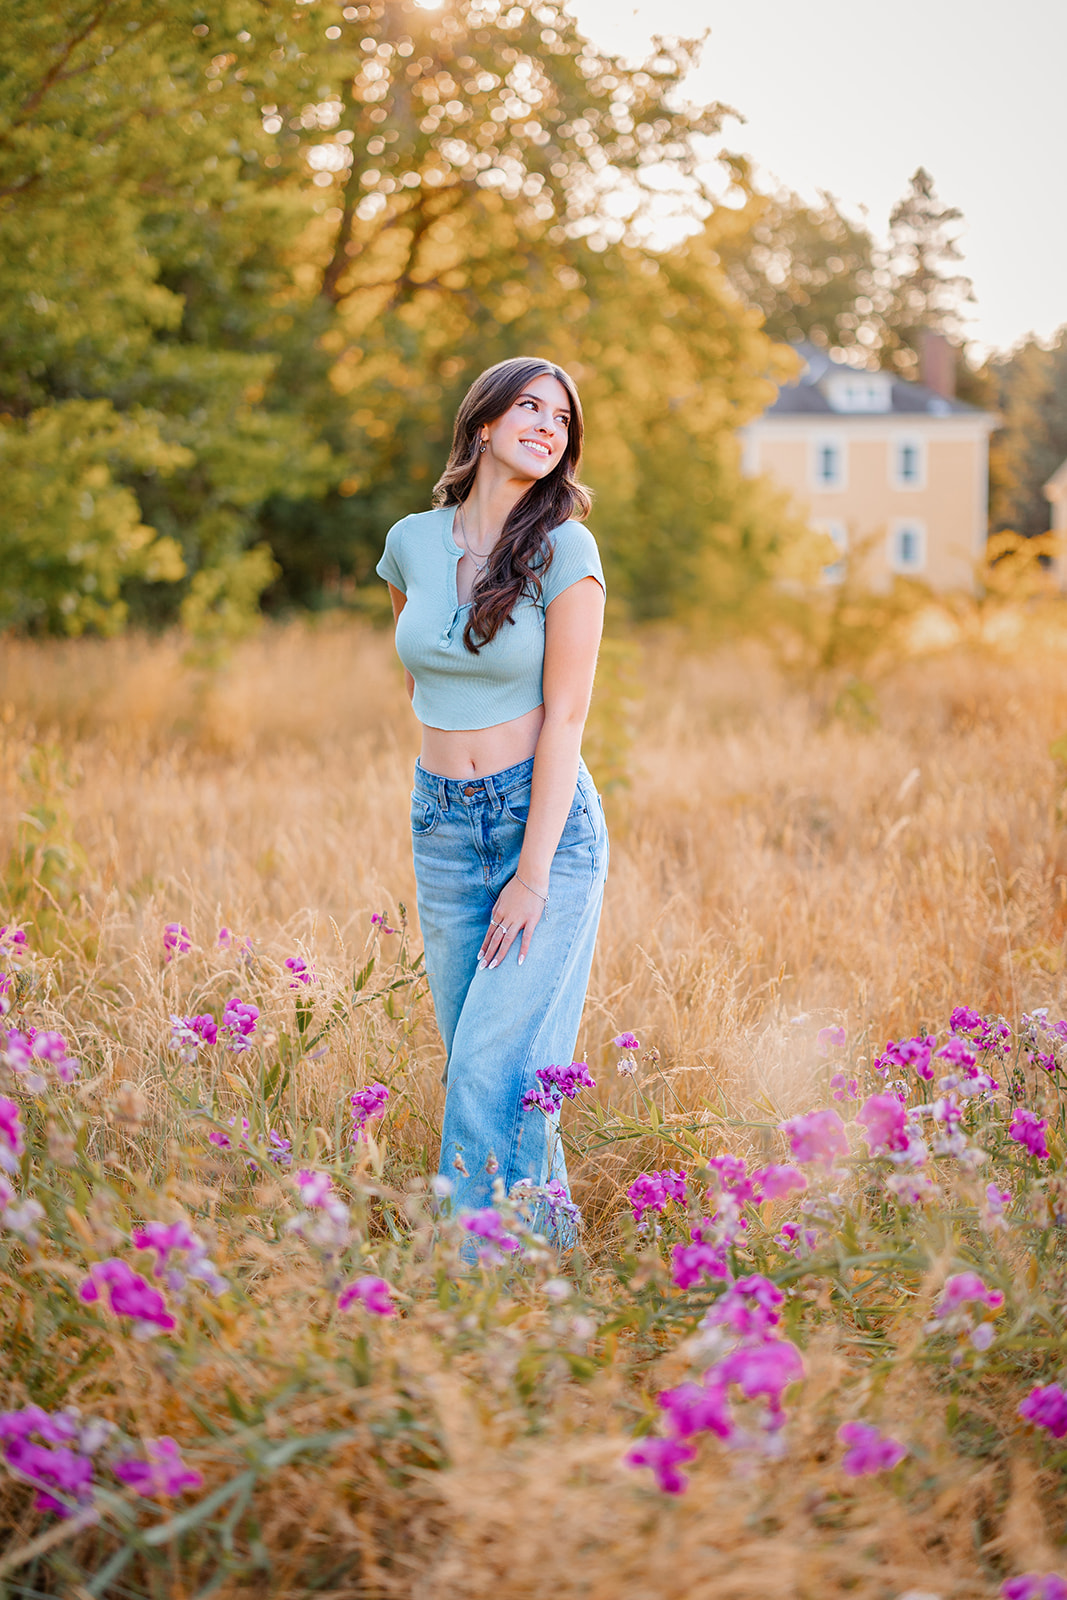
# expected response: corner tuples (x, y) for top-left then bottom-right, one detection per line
(880, 167), (975, 382)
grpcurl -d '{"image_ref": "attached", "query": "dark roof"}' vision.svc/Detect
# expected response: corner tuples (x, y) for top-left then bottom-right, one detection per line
(761, 341), (990, 419)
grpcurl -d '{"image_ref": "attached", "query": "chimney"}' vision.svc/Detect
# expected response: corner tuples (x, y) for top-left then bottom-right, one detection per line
(920, 329), (956, 399)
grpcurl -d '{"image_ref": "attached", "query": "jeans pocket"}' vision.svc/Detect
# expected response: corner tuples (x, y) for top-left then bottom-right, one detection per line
(410, 792), (440, 836)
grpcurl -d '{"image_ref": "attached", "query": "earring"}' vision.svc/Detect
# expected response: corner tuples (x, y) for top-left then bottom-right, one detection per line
(479, 442), (486, 453)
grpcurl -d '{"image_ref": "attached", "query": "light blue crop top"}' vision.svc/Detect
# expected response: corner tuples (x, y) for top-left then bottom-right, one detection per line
(375, 505), (605, 731)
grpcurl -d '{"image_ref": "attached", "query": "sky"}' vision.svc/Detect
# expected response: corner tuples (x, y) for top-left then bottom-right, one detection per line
(570, 0), (1066, 356)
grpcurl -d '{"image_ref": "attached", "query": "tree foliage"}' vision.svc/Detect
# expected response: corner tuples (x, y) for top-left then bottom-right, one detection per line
(988, 327), (1067, 539)
(0, 0), (813, 635)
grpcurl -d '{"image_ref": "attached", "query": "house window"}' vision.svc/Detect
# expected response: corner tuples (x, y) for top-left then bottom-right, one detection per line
(815, 519), (848, 585)
(812, 436), (845, 490)
(889, 520), (926, 574)
(892, 436), (925, 489)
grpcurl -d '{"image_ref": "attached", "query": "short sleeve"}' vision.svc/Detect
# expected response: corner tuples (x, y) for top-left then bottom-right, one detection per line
(540, 521), (605, 607)
(375, 518), (408, 593)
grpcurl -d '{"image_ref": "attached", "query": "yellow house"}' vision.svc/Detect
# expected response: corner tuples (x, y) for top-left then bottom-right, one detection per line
(1045, 459), (1067, 590)
(740, 341), (997, 592)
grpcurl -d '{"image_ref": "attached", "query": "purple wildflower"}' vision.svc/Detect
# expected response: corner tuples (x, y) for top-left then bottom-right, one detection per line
(338, 1275), (396, 1316)
(624, 1436), (695, 1495)
(711, 1338), (805, 1426)
(817, 1025), (846, 1054)
(1010, 1107), (1050, 1159)
(460, 1208), (522, 1265)
(671, 1239), (730, 1290)
(163, 923), (191, 959)
(2, 1436), (95, 1515)
(950, 1005), (983, 1033)
(708, 1154), (758, 1206)
(779, 1108), (848, 1168)
(837, 1421), (907, 1476)
(79, 1259), (176, 1338)
(350, 1081), (390, 1140)
(295, 1169), (334, 1208)
(936, 1272), (1004, 1316)
(0, 926), (28, 957)
(370, 913), (396, 934)
(704, 1274), (784, 1340)
(522, 1061), (596, 1115)
(217, 927), (232, 947)
(876, 1034), (936, 1081)
(1002, 1579), (1067, 1600)
(937, 1035), (977, 1070)
(856, 1092), (909, 1157)
(113, 1437), (202, 1498)
(658, 1381), (734, 1441)
(284, 956), (314, 987)
(221, 998), (258, 1052)
(1018, 1383), (1067, 1440)
(169, 1013), (218, 1061)
(132, 1220), (227, 1296)
(830, 1071), (858, 1101)
(29, 1031), (80, 1084)
(0, 1096), (24, 1174)
(613, 1032), (640, 1051)
(754, 1164), (807, 1202)
(626, 1168), (687, 1225)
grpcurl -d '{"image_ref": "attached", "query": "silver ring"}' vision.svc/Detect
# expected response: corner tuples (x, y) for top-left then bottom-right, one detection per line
(499, 925), (511, 935)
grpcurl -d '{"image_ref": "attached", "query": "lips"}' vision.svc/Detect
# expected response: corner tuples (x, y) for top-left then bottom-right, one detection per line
(520, 438), (552, 458)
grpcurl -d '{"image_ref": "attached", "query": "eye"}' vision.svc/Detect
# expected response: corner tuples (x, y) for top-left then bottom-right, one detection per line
(518, 398), (537, 410)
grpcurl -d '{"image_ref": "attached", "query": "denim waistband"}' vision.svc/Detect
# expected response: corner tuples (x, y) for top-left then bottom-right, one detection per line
(414, 753), (538, 807)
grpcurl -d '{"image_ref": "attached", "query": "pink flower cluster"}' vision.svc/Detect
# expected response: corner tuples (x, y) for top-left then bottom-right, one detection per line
(350, 1081), (390, 1140)
(221, 997), (259, 1052)
(460, 1207), (522, 1266)
(169, 1012), (218, 1061)
(837, 1421), (907, 1476)
(285, 1169), (351, 1254)
(926, 1271), (1004, 1353)
(1003, 1578), (1067, 1600)
(114, 1435), (202, 1497)
(627, 1273), (805, 1493)
(779, 1108), (849, 1168)
(627, 1167), (687, 1225)
(163, 923), (191, 959)
(0, 1405), (110, 1516)
(285, 956), (314, 987)
(208, 1116), (291, 1168)
(133, 1219), (228, 1297)
(3, 1027), (80, 1091)
(1018, 1382), (1067, 1440)
(80, 1259), (177, 1339)
(337, 1275), (395, 1316)
(522, 1060), (596, 1117)
(1010, 1107), (1050, 1160)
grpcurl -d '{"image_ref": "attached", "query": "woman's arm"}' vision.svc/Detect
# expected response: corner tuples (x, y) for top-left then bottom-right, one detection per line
(479, 575), (605, 969)
(387, 583), (415, 704)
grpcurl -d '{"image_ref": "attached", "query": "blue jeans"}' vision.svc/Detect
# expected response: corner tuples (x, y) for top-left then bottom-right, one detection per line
(411, 755), (608, 1234)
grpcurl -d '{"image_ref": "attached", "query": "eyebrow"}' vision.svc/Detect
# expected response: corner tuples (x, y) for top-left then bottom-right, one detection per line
(519, 391), (570, 417)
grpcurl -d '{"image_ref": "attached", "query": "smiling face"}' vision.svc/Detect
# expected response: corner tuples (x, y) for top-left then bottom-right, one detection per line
(480, 372), (572, 483)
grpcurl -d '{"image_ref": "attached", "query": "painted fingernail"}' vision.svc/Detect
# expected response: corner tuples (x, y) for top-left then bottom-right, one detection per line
(489, 959), (499, 970)
(477, 958), (487, 970)
(517, 954), (524, 966)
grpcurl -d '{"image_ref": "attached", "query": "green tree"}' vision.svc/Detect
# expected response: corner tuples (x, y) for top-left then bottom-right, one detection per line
(988, 327), (1067, 539)
(879, 166), (975, 381)
(708, 174), (879, 357)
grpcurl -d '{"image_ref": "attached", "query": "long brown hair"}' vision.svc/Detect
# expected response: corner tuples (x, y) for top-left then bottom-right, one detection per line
(432, 357), (592, 653)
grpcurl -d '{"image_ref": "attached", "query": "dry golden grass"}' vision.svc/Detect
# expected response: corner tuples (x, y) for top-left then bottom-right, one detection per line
(3, 616), (1067, 1597)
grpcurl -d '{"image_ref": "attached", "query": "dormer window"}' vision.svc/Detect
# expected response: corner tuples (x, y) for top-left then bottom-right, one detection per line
(823, 372), (894, 413)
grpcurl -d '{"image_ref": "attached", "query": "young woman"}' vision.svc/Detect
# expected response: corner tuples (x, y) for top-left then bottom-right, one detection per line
(376, 356), (607, 1239)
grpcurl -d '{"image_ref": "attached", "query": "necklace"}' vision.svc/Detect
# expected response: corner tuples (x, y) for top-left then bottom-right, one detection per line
(456, 503), (493, 570)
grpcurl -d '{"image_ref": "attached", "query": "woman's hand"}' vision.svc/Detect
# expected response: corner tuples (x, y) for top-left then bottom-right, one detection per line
(478, 876), (548, 970)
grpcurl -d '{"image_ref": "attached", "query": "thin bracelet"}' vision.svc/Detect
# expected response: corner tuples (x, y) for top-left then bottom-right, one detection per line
(516, 872), (549, 907)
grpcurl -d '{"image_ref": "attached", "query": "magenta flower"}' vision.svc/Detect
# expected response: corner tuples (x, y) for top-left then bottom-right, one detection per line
(708, 1154), (758, 1206)
(132, 1220), (227, 1296)
(4, 1438), (94, 1515)
(937, 1034), (977, 1070)
(671, 1239), (729, 1290)
(1002, 1579), (1067, 1600)
(703, 1274), (784, 1339)
(338, 1275), (395, 1316)
(624, 1436), (695, 1494)
(754, 1164), (807, 1202)
(163, 923), (191, 959)
(29, 1031), (80, 1083)
(217, 927), (232, 947)
(0, 925), (28, 955)
(658, 1381), (734, 1441)
(80, 1259), (176, 1337)
(522, 1061), (596, 1115)
(1018, 1383), (1067, 1440)
(837, 1420), (907, 1476)
(817, 1025), (846, 1054)
(0, 1096), (24, 1175)
(1010, 1107), (1050, 1159)
(830, 1072), (858, 1102)
(856, 1092), (909, 1157)
(350, 1081), (390, 1139)
(285, 956), (314, 987)
(711, 1338), (805, 1425)
(779, 1108), (848, 1168)
(169, 1013), (218, 1061)
(950, 1005), (983, 1032)
(295, 1169), (334, 1207)
(613, 1032), (640, 1051)
(876, 1034), (936, 1080)
(221, 998), (258, 1052)
(460, 1208), (522, 1264)
(935, 1271), (1004, 1317)
(626, 1168), (687, 1225)
(114, 1436), (202, 1497)
(370, 912), (396, 934)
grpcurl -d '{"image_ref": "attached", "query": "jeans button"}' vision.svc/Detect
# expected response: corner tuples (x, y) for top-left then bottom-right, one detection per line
(463, 784), (477, 797)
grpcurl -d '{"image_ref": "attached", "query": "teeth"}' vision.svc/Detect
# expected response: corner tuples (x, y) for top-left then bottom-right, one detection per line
(522, 440), (550, 456)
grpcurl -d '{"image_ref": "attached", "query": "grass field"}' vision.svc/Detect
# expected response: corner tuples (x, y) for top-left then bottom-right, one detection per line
(2, 617), (1067, 1597)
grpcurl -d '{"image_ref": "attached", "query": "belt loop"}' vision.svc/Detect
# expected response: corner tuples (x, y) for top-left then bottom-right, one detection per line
(483, 772), (498, 807)
(438, 776), (449, 812)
